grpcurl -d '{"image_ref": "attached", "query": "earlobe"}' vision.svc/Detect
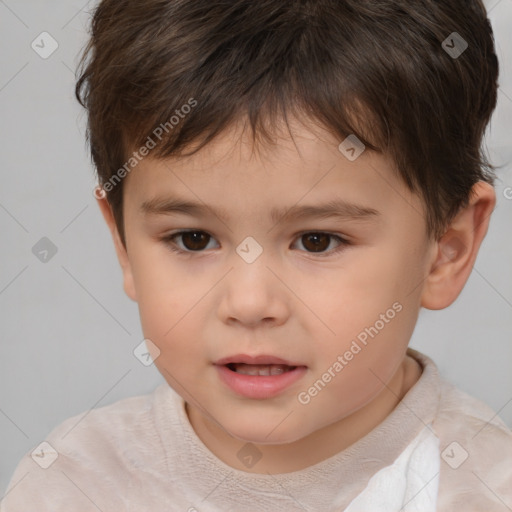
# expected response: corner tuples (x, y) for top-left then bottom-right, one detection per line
(95, 190), (137, 302)
(420, 181), (496, 310)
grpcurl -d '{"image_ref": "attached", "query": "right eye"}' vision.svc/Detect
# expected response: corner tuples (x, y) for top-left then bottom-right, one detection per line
(161, 230), (218, 255)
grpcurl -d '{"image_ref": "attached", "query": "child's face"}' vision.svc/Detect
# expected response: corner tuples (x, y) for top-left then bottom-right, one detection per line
(116, 118), (436, 445)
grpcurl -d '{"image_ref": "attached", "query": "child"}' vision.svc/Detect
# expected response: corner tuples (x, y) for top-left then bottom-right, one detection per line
(2, 0), (511, 510)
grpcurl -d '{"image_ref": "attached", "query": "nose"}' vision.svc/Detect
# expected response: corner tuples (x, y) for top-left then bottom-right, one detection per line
(216, 249), (290, 328)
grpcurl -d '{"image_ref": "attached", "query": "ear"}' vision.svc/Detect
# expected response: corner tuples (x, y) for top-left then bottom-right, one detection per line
(95, 189), (137, 301)
(420, 181), (496, 310)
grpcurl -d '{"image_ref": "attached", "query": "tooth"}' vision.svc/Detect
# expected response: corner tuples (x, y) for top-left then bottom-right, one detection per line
(233, 364), (260, 375)
(270, 365), (285, 375)
(258, 366), (271, 376)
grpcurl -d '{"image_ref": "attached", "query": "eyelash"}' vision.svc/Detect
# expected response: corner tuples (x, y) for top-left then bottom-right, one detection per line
(160, 230), (351, 258)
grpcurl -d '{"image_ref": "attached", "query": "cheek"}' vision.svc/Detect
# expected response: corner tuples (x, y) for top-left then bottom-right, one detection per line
(318, 244), (420, 335)
(304, 246), (422, 403)
(128, 245), (207, 361)
(138, 289), (208, 394)
(299, 304), (414, 424)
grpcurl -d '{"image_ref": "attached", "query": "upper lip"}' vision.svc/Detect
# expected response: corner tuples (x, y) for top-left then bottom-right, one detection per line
(214, 354), (304, 366)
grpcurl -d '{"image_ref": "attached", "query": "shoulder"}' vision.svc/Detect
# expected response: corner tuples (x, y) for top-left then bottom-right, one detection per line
(435, 378), (511, 444)
(48, 383), (167, 467)
(1, 383), (176, 511)
(433, 379), (512, 511)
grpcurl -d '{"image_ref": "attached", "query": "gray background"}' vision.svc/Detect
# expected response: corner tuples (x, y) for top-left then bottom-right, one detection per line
(1, 0), (511, 497)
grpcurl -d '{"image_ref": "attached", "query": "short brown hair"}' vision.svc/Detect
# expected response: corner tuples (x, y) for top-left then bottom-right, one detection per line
(75, 0), (500, 246)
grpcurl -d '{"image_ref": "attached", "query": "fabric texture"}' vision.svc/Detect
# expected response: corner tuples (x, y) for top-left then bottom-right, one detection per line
(1, 348), (511, 511)
(342, 424), (440, 511)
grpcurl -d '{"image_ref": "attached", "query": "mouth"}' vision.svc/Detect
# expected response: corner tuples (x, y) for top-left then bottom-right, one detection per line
(215, 354), (305, 376)
(225, 362), (298, 376)
(213, 354), (307, 399)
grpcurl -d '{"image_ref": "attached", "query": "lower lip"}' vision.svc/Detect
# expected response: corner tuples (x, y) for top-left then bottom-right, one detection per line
(215, 364), (307, 399)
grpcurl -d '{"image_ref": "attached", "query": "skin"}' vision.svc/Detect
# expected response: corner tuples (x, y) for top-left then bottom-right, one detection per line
(97, 115), (496, 474)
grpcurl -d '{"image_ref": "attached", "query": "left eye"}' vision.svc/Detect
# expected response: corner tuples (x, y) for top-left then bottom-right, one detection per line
(162, 230), (350, 256)
(293, 232), (348, 254)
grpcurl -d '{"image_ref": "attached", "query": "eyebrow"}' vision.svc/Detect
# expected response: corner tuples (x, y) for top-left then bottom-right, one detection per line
(140, 196), (381, 225)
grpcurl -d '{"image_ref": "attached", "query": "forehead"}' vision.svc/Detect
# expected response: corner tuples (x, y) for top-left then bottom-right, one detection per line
(122, 117), (424, 228)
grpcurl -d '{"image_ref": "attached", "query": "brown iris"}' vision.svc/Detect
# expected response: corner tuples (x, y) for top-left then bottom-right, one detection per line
(300, 233), (330, 253)
(180, 231), (210, 251)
